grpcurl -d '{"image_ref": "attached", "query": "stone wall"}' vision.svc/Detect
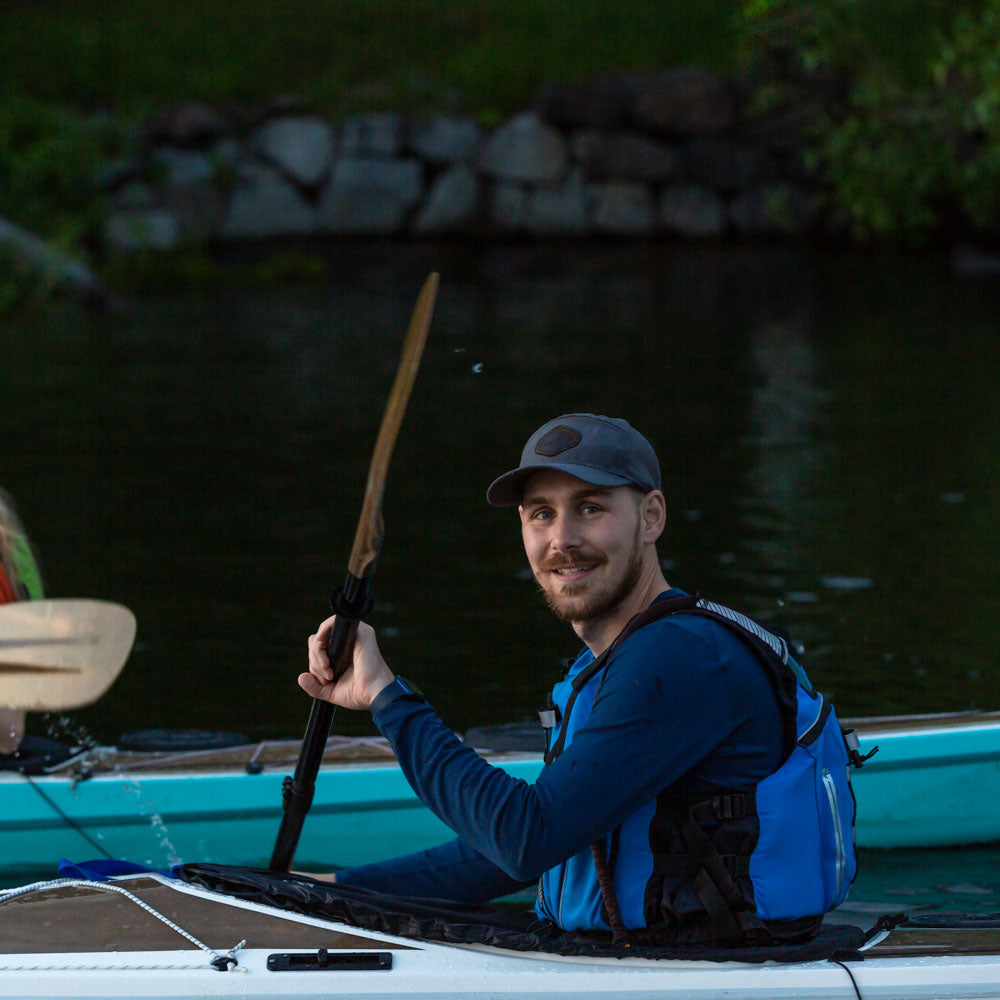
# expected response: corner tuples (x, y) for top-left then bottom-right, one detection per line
(102, 68), (831, 252)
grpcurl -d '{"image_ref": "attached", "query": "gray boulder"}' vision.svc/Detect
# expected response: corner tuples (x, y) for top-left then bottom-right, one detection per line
(220, 164), (316, 239)
(109, 181), (155, 211)
(410, 115), (483, 163)
(150, 146), (215, 187)
(105, 209), (182, 251)
(682, 138), (775, 194)
(632, 67), (735, 136)
(319, 157), (423, 234)
(209, 137), (243, 169)
(413, 164), (481, 233)
(478, 112), (568, 184)
(96, 158), (144, 192)
(161, 182), (225, 243)
(251, 116), (335, 188)
(489, 183), (529, 231)
(526, 169), (589, 235)
(660, 184), (727, 238)
(571, 129), (677, 182)
(591, 181), (655, 235)
(339, 113), (405, 157)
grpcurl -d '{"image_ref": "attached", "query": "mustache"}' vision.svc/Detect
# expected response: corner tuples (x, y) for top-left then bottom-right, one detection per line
(539, 554), (605, 573)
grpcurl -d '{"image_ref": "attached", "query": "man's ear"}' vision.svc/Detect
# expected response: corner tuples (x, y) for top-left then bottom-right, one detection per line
(641, 490), (667, 543)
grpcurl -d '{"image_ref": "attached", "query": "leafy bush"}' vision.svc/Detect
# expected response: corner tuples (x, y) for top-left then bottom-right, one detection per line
(0, 98), (120, 241)
(933, 3), (1000, 228)
(739, 0), (1000, 240)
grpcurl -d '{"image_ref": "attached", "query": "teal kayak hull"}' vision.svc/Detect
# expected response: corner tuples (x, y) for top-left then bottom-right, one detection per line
(2, 713), (999, 877)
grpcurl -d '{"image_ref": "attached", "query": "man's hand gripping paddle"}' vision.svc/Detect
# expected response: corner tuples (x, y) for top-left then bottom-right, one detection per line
(270, 273), (439, 872)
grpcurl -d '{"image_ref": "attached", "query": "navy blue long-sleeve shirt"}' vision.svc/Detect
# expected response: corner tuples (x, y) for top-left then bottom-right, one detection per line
(336, 589), (784, 904)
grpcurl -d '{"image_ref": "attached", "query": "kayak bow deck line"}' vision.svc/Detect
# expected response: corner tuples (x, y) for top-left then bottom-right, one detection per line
(270, 272), (439, 872)
(0, 599), (136, 711)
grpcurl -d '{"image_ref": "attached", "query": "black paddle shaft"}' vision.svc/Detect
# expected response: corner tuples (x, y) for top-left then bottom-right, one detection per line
(270, 573), (373, 871)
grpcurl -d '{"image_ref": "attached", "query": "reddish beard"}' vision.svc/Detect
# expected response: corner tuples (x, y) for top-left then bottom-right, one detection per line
(536, 527), (644, 626)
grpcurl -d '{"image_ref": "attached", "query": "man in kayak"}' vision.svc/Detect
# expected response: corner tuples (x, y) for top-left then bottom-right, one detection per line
(301, 413), (855, 947)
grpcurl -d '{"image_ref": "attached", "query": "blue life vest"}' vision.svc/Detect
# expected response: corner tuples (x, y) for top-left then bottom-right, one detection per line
(537, 595), (859, 947)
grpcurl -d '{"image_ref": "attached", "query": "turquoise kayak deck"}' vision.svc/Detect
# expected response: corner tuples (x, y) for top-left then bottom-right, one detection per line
(2, 712), (999, 876)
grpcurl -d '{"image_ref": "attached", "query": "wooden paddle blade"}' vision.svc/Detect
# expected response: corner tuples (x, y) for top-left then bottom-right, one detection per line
(347, 272), (439, 579)
(0, 599), (137, 710)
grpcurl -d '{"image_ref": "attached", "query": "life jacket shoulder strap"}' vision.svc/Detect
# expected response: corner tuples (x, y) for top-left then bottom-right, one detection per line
(543, 595), (702, 765)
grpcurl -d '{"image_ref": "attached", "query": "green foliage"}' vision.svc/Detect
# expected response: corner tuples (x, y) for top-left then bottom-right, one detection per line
(738, 0), (1000, 240)
(0, 98), (121, 241)
(933, 3), (1000, 227)
(0, 241), (58, 320)
(814, 87), (954, 237)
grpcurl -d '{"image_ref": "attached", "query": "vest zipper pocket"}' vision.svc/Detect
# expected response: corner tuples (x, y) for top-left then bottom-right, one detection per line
(822, 768), (846, 899)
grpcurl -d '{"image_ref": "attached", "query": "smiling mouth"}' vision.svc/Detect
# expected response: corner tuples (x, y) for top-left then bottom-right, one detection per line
(550, 563), (598, 577)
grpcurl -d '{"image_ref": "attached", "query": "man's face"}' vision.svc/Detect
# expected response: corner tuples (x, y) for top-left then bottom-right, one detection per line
(518, 470), (646, 626)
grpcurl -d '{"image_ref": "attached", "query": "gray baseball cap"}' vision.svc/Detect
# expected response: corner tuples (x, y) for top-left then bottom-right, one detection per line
(486, 413), (661, 506)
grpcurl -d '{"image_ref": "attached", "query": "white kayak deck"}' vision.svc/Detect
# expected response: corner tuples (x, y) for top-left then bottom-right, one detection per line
(2, 873), (1000, 1000)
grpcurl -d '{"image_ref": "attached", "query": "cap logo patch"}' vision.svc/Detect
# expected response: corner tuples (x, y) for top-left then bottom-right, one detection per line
(535, 425), (582, 457)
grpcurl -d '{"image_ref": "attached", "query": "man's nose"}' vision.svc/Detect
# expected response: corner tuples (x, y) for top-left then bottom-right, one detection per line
(549, 512), (583, 550)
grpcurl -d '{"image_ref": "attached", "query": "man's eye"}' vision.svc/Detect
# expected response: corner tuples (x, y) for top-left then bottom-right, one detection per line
(581, 504), (602, 515)
(532, 509), (553, 521)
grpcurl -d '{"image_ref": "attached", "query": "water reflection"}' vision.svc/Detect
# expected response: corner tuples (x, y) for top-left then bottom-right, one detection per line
(0, 245), (997, 743)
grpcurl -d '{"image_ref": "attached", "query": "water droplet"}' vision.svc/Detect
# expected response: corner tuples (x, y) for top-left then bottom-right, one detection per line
(682, 509), (701, 522)
(969, 669), (981, 679)
(941, 491), (967, 504)
(717, 552), (736, 564)
(453, 347), (467, 353)
(785, 591), (818, 604)
(471, 362), (484, 373)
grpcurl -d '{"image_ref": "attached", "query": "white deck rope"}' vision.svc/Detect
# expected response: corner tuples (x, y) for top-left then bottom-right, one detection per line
(0, 879), (245, 972)
(0, 959), (248, 972)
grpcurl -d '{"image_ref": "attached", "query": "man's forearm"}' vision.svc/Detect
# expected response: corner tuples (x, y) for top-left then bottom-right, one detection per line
(337, 837), (532, 902)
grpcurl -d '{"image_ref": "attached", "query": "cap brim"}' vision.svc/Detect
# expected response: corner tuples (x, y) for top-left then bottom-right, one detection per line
(486, 463), (632, 506)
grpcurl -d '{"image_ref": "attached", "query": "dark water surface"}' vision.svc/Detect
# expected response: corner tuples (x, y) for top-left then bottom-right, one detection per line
(2, 243), (999, 906)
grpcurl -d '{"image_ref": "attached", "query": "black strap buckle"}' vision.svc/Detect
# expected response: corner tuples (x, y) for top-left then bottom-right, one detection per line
(712, 794), (749, 820)
(842, 728), (879, 768)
